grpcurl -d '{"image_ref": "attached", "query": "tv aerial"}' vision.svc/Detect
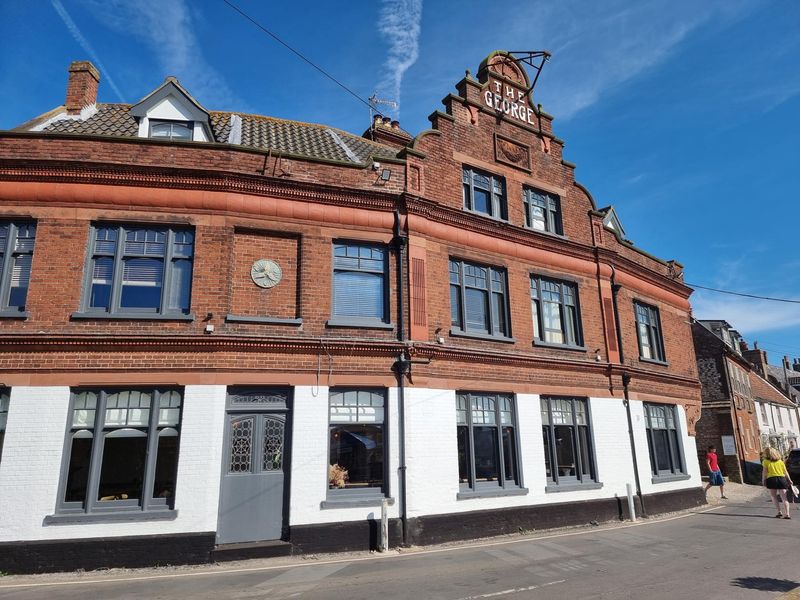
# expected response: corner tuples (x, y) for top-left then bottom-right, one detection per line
(368, 93), (398, 138)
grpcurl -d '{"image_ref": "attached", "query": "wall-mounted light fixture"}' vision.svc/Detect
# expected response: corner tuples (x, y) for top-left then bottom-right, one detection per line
(380, 168), (392, 181)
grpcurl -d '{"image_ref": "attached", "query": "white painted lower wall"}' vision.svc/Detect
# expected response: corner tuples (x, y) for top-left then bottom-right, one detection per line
(403, 390), (701, 519)
(288, 386), (401, 525)
(0, 385), (226, 542)
(0, 384), (701, 542)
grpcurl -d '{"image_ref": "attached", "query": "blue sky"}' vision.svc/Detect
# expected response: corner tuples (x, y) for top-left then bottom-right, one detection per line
(1, 0), (799, 365)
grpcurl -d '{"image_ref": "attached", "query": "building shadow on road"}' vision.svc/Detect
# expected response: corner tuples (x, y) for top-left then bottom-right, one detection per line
(731, 577), (798, 592)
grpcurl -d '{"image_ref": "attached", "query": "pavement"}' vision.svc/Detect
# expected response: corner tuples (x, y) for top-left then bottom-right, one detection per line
(1, 484), (798, 599)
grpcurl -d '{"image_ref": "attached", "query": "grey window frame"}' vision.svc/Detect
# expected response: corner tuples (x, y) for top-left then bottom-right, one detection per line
(634, 301), (666, 363)
(0, 220), (36, 316)
(644, 402), (686, 479)
(328, 241), (390, 328)
(149, 119), (194, 141)
(55, 388), (183, 516)
(462, 166), (508, 221)
(456, 391), (523, 495)
(0, 388), (9, 462)
(530, 275), (584, 348)
(326, 388), (388, 503)
(523, 187), (562, 234)
(78, 224), (194, 318)
(449, 258), (512, 340)
(540, 396), (598, 488)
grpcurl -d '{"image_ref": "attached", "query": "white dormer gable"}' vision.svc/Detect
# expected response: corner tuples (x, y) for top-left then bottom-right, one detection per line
(129, 77), (213, 143)
(600, 206), (627, 239)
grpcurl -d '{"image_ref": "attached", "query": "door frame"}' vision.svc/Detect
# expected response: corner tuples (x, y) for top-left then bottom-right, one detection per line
(216, 386), (293, 544)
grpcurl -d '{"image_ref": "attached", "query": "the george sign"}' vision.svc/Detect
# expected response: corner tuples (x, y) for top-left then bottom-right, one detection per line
(484, 81), (537, 126)
(480, 53), (539, 127)
(720, 435), (737, 456)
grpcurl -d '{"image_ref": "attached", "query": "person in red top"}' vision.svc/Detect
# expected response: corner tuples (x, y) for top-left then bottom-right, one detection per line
(704, 445), (727, 499)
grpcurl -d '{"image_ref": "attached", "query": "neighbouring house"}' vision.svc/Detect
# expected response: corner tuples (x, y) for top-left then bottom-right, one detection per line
(742, 344), (800, 453)
(693, 320), (800, 481)
(0, 52), (704, 574)
(692, 320), (761, 482)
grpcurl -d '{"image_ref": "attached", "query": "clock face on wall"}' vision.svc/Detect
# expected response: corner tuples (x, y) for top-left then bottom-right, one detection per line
(250, 259), (282, 288)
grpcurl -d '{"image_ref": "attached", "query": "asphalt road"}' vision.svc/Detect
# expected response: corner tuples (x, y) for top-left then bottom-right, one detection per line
(1, 497), (798, 600)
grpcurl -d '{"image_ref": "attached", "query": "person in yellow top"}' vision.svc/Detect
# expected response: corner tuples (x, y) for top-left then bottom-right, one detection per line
(761, 447), (793, 519)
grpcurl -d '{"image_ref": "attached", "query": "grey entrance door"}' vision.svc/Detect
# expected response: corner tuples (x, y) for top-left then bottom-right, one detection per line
(217, 388), (290, 545)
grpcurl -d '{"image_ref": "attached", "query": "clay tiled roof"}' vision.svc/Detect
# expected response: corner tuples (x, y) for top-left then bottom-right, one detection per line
(40, 104), (139, 137)
(751, 370), (797, 407)
(18, 104), (399, 166)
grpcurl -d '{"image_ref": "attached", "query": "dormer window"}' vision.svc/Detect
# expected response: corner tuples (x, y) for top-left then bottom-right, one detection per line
(130, 77), (212, 143)
(150, 120), (193, 141)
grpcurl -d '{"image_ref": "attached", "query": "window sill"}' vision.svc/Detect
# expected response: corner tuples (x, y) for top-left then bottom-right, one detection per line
(545, 482), (604, 493)
(326, 318), (394, 330)
(450, 328), (515, 344)
(0, 310), (28, 319)
(226, 314), (303, 326)
(321, 497), (394, 509)
(639, 357), (670, 367)
(525, 228), (568, 241)
(44, 509), (178, 525)
(651, 473), (691, 484)
(457, 487), (528, 500)
(71, 312), (195, 322)
(463, 208), (509, 224)
(533, 340), (587, 353)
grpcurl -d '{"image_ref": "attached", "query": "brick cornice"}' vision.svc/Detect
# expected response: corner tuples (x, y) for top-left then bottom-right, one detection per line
(404, 194), (596, 264)
(0, 159), (690, 303)
(0, 333), (699, 391)
(595, 247), (692, 300)
(0, 159), (397, 213)
(0, 333), (403, 356)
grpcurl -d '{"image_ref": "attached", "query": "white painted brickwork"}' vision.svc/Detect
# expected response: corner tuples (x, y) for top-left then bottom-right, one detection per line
(0, 385), (226, 542)
(288, 386), (400, 526)
(631, 400), (702, 495)
(0, 384), (701, 541)
(403, 391), (701, 518)
(756, 400), (800, 444)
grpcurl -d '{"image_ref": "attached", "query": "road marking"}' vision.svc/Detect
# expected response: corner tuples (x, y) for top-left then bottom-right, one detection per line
(0, 505), (722, 591)
(453, 579), (565, 599)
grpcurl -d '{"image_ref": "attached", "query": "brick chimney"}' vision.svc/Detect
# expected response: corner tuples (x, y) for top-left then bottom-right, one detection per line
(363, 114), (413, 150)
(66, 61), (100, 114)
(793, 358), (800, 373)
(743, 342), (768, 378)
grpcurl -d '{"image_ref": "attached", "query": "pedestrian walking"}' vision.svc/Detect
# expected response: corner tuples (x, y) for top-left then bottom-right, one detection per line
(704, 445), (727, 499)
(762, 447), (793, 519)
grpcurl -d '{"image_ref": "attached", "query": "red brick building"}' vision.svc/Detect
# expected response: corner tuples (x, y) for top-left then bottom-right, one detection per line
(692, 320), (761, 482)
(0, 53), (703, 573)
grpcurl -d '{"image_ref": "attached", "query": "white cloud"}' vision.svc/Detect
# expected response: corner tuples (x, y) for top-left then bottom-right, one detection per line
(376, 0), (423, 117)
(79, 0), (238, 108)
(692, 291), (800, 336)
(51, 0), (126, 102)
(508, 0), (756, 120)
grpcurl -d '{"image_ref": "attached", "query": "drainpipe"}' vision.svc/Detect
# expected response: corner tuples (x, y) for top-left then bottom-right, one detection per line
(610, 265), (645, 516)
(393, 209), (409, 546)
